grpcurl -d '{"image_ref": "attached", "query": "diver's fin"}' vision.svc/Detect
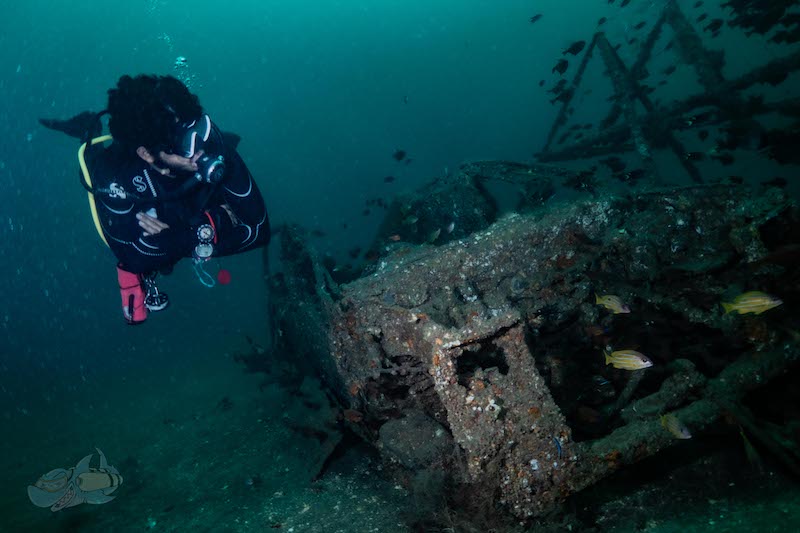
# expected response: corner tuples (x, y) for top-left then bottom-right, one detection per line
(221, 131), (241, 150)
(39, 111), (102, 140)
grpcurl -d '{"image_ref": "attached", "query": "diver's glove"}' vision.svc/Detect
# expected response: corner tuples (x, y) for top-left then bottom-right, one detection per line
(116, 266), (147, 325)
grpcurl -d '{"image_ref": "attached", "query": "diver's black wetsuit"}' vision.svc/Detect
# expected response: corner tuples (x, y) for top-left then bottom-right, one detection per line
(89, 125), (270, 274)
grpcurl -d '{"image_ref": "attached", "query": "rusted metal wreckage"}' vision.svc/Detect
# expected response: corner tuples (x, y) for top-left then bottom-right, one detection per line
(267, 179), (799, 520)
(258, 0), (800, 523)
(539, 0), (800, 184)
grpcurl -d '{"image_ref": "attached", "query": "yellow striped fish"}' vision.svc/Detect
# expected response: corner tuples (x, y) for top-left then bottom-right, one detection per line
(595, 294), (631, 314)
(604, 348), (653, 370)
(661, 413), (692, 439)
(721, 291), (782, 315)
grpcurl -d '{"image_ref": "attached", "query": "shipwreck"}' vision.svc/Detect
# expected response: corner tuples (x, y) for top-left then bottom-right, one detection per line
(243, 0), (800, 526)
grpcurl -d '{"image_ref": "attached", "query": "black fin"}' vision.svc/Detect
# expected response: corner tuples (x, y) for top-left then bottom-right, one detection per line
(39, 111), (101, 140)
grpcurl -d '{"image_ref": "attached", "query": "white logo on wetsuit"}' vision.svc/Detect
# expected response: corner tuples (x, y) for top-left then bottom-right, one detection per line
(108, 182), (127, 199)
(132, 175), (147, 193)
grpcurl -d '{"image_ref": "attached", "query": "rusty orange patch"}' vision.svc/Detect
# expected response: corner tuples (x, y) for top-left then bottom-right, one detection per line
(343, 409), (364, 423)
(604, 450), (622, 469)
(555, 254), (577, 270)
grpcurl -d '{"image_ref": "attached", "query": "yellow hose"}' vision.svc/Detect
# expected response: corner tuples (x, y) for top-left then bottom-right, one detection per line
(78, 135), (112, 246)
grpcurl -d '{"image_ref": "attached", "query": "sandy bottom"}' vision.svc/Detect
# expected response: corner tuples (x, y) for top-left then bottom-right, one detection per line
(1, 353), (413, 532)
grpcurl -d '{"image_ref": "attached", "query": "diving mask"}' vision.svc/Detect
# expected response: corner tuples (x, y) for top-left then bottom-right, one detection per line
(173, 114), (226, 184)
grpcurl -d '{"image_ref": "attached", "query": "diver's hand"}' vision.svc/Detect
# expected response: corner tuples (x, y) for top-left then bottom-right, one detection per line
(157, 150), (204, 174)
(136, 212), (170, 236)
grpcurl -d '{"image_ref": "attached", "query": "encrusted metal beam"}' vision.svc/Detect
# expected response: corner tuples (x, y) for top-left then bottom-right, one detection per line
(543, 34), (600, 153)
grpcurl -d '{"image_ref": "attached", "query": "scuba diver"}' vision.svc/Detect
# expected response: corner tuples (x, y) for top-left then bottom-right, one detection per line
(41, 74), (270, 324)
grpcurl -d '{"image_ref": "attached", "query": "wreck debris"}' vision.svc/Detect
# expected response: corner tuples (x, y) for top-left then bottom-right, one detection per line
(251, 0), (800, 523)
(536, 0), (800, 184)
(361, 160), (600, 262)
(573, 342), (800, 495)
(267, 176), (799, 521)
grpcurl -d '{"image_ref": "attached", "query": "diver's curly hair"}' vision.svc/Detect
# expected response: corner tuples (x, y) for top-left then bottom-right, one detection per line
(107, 74), (202, 152)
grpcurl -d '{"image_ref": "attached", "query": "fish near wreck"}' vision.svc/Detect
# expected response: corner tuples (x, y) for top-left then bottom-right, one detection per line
(604, 348), (653, 370)
(704, 18), (724, 35)
(595, 294), (630, 314)
(550, 88), (574, 105)
(552, 59), (569, 75)
(661, 413), (692, 439)
(563, 40), (586, 56)
(721, 291), (782, 315)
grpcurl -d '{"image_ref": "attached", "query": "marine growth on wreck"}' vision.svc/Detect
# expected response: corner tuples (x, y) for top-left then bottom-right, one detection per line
(258, 0), (800, 529)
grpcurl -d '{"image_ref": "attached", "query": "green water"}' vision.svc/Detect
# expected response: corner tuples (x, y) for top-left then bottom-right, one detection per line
(1, 1), (798, 531)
